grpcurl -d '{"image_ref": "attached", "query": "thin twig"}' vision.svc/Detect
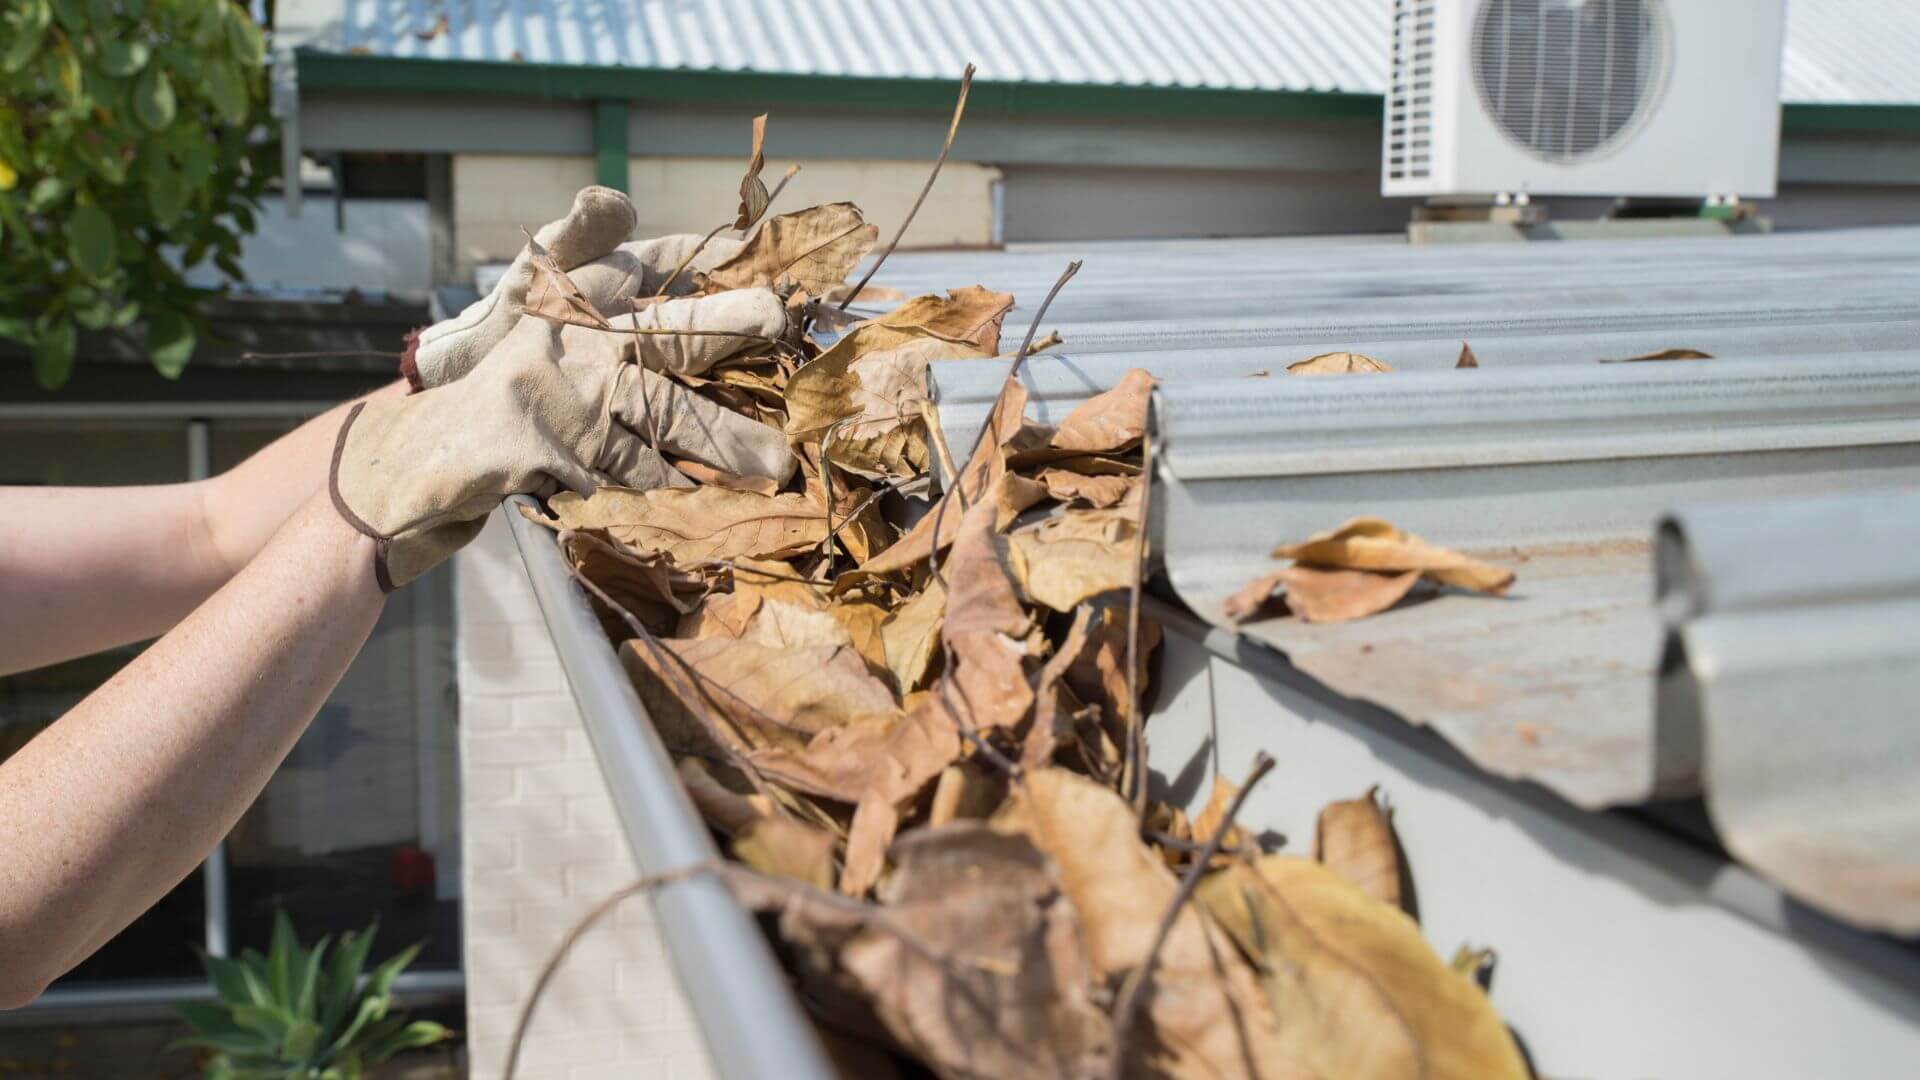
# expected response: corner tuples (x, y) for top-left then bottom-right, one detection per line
(765, 163), (801, 212)
(502, 863), (721, 1080)
(934, 639), (1023, 779)
(1143, 829), (1246, 858)
(1108, 752), (1276, 1080)
(1005, 260), (1081, 384)
(1124, 421), (1154, 815)
(652, 220), (730, 299)
(839, 63), (976, 309)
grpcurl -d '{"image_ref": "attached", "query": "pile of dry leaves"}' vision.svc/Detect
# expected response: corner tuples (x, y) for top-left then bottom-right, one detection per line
(509, 91), (1531, 1078)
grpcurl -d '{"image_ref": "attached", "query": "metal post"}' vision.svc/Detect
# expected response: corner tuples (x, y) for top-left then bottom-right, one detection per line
(188, 419), (230, 959)
(593, 100), (630, 193)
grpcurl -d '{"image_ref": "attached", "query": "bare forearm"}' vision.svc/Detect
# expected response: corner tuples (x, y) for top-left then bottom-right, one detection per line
(0, 381), (403, 675)
(0, 494), (384, 1004)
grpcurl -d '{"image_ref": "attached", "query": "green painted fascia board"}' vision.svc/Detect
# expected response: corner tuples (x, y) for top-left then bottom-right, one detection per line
(295, 52), (1920, 133)
(593, 100), (630, 190)
(293, 51), (1382, 122)
(1782, 103), (1920, 133)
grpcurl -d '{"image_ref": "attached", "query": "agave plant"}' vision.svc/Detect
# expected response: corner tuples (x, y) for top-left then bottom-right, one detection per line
(172, 910), (449, 1079)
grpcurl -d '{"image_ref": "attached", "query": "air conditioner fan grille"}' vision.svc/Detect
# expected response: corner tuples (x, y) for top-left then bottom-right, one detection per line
(1471, 0), (1669, 163)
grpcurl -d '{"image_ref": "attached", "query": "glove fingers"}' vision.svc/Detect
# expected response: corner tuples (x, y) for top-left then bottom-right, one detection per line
(599, 427), (695, 491)
(615, 367), (798, 484)
(533, 186), (638, 269)
(628, 290), (788, 376)
(631, 234), (748, 296)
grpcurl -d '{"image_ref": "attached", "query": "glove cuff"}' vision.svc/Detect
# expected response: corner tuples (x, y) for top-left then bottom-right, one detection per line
(399, 327), (427, 394)
(328, 401), (400, 593)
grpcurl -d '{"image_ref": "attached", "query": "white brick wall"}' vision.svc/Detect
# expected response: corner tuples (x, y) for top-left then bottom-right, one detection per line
(456, 512), (716, 1080)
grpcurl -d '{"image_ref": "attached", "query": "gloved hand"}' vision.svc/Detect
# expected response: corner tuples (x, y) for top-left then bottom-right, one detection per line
(333, 314), (796, 590)
(406, 186), (755, 390)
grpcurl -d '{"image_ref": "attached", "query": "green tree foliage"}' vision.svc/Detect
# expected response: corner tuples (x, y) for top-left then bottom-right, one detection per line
(0, 0), (275, 389)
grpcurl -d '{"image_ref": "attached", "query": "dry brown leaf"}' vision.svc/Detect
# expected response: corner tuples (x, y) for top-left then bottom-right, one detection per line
(827, 600), (892, 674)
(805, 473), (895, 564)
(673, 459), (779, 496)
(735, 816), (837, 890)
(786, 332), (977, 477)
(839, 824), (1113, 1078)
(1281, 565), (1423, 623)
(1287, 351), (1392, 375)
(1221, 568), (1287, 624)
(677, 757), (776, 835)
(551, 486), (828, 565)
(879, 580), (946, 693)
(733, 113), (770, 231)
(1274, 517), (1515, 594)
(1049, 368), (1155, 453)
(740, 597), (857, 650)
(1191, 776), (1255, 866)
(558, 530), (700, 638)
(621, 637), (898, 754)
(840, 793), (898, 896)
(678, 590), (762, 639)
(747, 697), (960, 807)
(1315, 786), (1405, 911)
(1605, 347), (1712, 363)
(1456, 341), (1479, 369)
(1008, 507), (1139, 612)
(703, 202), (879, 296)
(1197, 856), (1528, 1080)
(867, 285), (1016, 355)
(521, 233), (613, 330)
(1025, 606), (1095, 771)
(940, 481), (1039, 732)
(991, 770), (1298, 1078)
(927, 762), (1004, 826)
(1064, 603), (1159, 730)
(1037, 469), (1136, 509)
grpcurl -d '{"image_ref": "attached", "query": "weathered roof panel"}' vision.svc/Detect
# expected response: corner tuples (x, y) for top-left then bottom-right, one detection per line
(280, 0), (1920, 106)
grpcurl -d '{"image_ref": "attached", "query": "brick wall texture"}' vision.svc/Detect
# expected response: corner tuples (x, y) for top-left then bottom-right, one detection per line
(456, 512), (716, 1080)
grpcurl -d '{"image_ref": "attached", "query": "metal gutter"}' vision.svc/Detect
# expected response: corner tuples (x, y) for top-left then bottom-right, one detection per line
(291, 52), (1381, 122)
(503, 499), (835, 1080)
(1658, 492), (1920, 935)
(1138, 354), (1920, 809)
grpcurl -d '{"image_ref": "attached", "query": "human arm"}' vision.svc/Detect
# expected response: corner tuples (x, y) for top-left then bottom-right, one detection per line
(0, 493), (384, 1005)
(0, 381), (406, 676)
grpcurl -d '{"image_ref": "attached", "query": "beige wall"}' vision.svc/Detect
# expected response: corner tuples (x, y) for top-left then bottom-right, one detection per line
(452, 153), (1001, 278)
(456, 513), (714, 1080)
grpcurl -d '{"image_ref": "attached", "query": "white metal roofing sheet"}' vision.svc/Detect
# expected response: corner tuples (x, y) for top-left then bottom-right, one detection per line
(281, 0), (1920, 106)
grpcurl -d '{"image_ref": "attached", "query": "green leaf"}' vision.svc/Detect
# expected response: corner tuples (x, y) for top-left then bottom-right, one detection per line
(164, 1031), (278, 1057)
(2, 0), (51, 74)
(100, 39), (151, 77)
(283, 1018), (323, 1063)
(133, 64), (176, 131)
(146, 156), (186, 223)
(231, 1002), (296, 1044)
(360, 1020), (449, 1065)
(108, 298), (140, 328)
(200, 952), (254, 1006)
(362, 942), (421, 1006)
(293, 936), (331, 1020)
(202, 59), (248, 127)
(67, 201), (115, 277)
(318, 925), (377, 1039)
(268, 910), (299, 1007)
(225, 11), (265, 68)
(146, 305), (194, 377)
(27, 175), (68, 213)
(48, 0), (83, 32)
(173, 1000), (245, 1037)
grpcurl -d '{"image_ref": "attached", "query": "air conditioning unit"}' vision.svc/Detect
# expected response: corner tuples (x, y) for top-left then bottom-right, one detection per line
(1382, 0), (1786, 199)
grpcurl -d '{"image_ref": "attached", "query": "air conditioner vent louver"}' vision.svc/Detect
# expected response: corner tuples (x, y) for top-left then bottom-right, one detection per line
(1388, 0), (1437, 181)
(1471, 0), (1670, 164)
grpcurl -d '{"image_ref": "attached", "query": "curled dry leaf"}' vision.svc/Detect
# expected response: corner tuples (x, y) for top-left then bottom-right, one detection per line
(867, 285), (1016, 355)
(1287, 351), (1392, 375)
(735, 816), (838, 890)
(1008, 506), (1140, 612)
(1065, 602), (1159, 731)
(746, 696), (961, 808)
(880, 579), (946, 693)
(991, 770), (1298, 1079)
(551, 486), (829, 565)
(1049, 367), (1156, 453)
(677, 757), (776, 835)
(1278, 565), (1422, 624)
(1605, 347), (1712, 363)
(1036, 468), (1135, 508)
(1273, 516), (1515, 595)
(733, 113), (770, 231)
(673, 459), (779, 496)
(1197, 857), (1528, 1080)
(939, 480), (1039, 733)
(621, 637), (899, 754)
(703, 202), (880, 297)
(838, 824), (1113, 1078)
(1314, 786), (1406, 912)
(1191, 775), (1256, 866)
(1456, 341), (1480, 368)
(521, 233), (613, 330)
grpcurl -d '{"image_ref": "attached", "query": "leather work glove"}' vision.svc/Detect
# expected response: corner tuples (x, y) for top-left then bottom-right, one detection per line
(334, 314), (796, 590)
(406, 186), (753, 389)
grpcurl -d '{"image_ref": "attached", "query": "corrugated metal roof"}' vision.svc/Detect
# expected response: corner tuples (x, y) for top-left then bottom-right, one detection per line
(282, 0), (1920, 106)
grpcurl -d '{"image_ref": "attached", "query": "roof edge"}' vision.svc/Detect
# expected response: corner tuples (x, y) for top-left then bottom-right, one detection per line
(291, 51), (1382, 122)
